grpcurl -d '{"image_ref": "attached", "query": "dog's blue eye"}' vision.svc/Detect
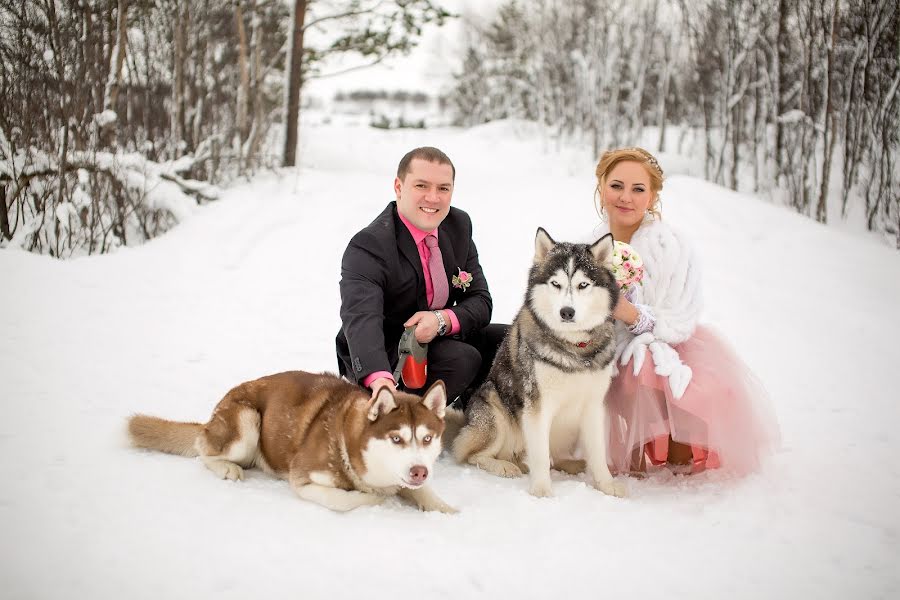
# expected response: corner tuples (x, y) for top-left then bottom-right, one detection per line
(551, 281), (561, 289)
(423, 435), (432, 443)
(578, 282), (590, 289)
(391, 435), (402, 444)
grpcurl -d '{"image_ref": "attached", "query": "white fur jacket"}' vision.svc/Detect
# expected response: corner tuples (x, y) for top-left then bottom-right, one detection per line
(593, 217), (702, 398)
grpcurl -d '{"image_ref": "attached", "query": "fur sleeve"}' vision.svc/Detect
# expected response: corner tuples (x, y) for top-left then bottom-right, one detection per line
(633, 221), (702, 345)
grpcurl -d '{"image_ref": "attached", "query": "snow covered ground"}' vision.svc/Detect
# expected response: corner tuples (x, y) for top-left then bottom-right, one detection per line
(1, 119), (898, 599)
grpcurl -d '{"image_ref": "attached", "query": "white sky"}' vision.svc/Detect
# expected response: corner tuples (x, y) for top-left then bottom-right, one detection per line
(304, 0), (500, 100)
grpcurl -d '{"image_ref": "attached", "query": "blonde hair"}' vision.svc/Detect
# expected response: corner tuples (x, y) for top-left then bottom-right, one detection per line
(594, 147), (664, 220)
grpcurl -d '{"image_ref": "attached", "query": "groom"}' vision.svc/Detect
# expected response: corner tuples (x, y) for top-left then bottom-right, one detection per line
(335, 147), (507, 405)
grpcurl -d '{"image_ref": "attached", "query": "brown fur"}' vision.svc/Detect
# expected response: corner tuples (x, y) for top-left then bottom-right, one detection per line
(128, 371), (454, 512)
(129, 415), (203, 457)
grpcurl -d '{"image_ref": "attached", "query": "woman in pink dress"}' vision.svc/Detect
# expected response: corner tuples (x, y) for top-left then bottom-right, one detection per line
(594, 148), (779, 475)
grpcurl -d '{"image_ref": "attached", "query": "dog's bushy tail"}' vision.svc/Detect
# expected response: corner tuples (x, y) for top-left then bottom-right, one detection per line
(442, 406), (466, 449)
(128, 414), (202, 457)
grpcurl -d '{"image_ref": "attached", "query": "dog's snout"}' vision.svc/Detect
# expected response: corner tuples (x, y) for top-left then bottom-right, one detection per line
(560, 306), (575, 322)
(409, 465), (429, 485)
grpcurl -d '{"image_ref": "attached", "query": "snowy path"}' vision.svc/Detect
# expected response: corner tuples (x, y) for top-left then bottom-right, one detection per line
(1, 121), (898, 599)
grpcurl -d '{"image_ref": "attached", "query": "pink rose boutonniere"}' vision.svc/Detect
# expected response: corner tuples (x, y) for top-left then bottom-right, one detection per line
(452, 268), (473, 291)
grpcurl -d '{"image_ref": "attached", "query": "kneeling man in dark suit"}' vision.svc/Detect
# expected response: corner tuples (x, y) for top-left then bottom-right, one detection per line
(336, 146), (507, 405)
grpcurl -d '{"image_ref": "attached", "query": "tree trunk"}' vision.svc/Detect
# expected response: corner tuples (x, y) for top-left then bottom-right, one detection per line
(752, 47), (762, 193)
(282, 0), (308, 168)
(730, 101), (740, 191)
(0, 186), (10, 241)
(656, 38), (672, 152)
(235, 1), (250, 150)
(702, 92), (714, 180)
(247, 8), (265, 166)
(191, 0), (208, 157)
(105, 0), (127, 112)
(774, 0), (789, 177)
(172, 0), (187, 144)
(99, 0), (128, 148)
(816, 2), (837, 224)
(45, 0), (72, 253)
(714, 9), (733, 186)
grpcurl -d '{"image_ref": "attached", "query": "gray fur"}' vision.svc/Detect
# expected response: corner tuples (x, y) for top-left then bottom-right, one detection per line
(473, 232), (618, 416)
(451, 229), (627, 498)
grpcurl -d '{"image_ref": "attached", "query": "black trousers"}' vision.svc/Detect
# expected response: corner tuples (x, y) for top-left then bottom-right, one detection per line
(400, 323), (509, 408)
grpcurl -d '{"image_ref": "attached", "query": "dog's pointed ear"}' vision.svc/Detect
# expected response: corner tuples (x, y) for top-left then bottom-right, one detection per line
(590, 233), (614, 266)
(420, 380), (447, 419)
(367, 387), (398, 421)
(534, 227), (555, 262)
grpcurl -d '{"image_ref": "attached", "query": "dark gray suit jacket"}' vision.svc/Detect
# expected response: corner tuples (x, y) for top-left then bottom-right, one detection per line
(336, 202), (493, 383)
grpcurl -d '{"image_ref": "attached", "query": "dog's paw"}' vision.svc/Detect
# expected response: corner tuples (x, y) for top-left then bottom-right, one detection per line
(204, 459), (244, 481)
(529, 478), (554, 498)
(336, 492), (385, 511)
(223, 463), (245, 481)
(594, 478), (628, 498)
(423, 501), (459, 515)
(473, 456), (523, 478)
(553, 459), (586, 475)
(357, 493), (387, 508)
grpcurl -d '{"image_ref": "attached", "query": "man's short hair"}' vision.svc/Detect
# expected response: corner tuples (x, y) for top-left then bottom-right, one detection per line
(397, 147), (456, 182)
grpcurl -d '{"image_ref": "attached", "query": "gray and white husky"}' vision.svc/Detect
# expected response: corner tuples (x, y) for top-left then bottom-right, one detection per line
(450, 228), (627, 498)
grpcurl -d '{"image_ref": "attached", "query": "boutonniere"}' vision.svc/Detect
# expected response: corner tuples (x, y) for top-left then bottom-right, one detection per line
(452, 268), (473, 291)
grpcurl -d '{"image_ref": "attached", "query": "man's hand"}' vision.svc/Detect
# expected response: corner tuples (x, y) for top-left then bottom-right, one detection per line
(369, 377), (397, 399)
(403, 311), (442, 343)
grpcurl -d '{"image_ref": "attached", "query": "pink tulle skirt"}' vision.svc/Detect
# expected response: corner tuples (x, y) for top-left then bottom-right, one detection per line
(606, 326), (780, 475)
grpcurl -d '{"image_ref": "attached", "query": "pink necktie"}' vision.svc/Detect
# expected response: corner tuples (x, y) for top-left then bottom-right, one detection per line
(425, 234), (449, 309)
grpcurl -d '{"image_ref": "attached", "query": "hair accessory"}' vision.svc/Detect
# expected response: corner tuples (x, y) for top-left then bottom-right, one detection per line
(630, 148), (664, 178)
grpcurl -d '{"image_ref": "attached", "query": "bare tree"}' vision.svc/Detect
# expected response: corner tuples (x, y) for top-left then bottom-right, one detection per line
(450, 0), (899, 246)
(283, 0), (308, 168)
(104, 0), (128, 113)
(282, 0), (451, 167)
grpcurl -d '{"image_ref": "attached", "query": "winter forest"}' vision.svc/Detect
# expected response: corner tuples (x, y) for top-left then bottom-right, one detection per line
(2, 3), (899, 598)
(0, 0), (898, 257)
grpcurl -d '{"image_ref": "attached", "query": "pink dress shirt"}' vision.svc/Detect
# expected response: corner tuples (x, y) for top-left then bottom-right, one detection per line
(362, 212), (461, 388)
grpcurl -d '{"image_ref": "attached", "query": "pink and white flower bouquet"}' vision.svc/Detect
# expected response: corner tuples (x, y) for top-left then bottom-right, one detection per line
(611, 241), (644, 294)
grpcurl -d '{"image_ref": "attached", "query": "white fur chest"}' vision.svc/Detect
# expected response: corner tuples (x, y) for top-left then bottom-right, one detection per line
(533, 361), (612, 459)
(533, 361), (608, 405)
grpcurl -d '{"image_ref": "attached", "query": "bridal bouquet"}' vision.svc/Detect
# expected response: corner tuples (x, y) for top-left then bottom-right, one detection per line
(611, 241), (644, 293)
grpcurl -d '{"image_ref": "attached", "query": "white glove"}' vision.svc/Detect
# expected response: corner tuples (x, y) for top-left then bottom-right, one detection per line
(648, 341), (693, 399)
(619, 332), (654, 375)
(667, 364), (693, 399)
(648, 341), (679, 375)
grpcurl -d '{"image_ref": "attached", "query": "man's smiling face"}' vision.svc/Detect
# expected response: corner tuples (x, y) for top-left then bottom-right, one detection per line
(394, 158), (454, 232)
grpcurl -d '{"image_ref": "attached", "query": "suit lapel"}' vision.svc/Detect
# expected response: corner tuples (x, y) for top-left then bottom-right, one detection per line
(437, 228), (457, 300)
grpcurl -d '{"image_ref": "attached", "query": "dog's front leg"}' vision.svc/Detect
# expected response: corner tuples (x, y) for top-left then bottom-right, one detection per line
(522, 409), (553, 497)
(291, 482), (385, 511)
(580, 398), (627, 498)
(289, 470), (384, 511)
(398, 486), (458, 514)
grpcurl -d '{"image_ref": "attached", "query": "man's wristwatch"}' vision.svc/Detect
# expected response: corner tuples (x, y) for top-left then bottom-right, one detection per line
(432, 310), (447, 336)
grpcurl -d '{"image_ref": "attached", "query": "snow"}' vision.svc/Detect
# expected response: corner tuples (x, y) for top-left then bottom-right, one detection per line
(93, 109), (118, 128)
(1, 118), (898, 600)
(777, 109), (809, 124)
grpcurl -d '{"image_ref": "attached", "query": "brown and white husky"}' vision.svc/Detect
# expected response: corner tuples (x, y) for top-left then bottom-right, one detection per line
(128, 371), (455, 513)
